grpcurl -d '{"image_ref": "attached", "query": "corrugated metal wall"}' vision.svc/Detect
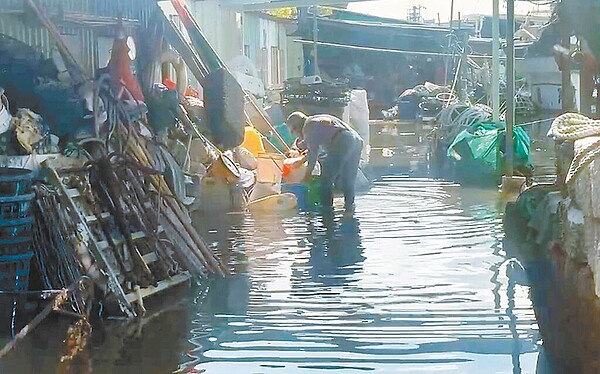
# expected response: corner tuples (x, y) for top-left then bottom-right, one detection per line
(190, 0), (243, 64)
(243, 13), (302, 86)
(0, 0), (157, 74)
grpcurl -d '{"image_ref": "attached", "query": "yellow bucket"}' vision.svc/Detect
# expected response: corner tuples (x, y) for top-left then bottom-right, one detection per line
(241, 126), (266, 156)
(207, 153), (240, 183)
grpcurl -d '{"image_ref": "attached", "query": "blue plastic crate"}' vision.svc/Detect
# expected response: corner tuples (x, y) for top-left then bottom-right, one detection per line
(0, 217), (33, 238)
(282, 183), (308, 211)
(0, 252), (33, 292)
(0, 167), (34, 196)
(0, 192), (34, 221)
(0, 237), (32, 256)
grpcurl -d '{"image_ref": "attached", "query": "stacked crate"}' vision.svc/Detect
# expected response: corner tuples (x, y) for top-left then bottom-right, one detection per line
(0, 167), (34, 293)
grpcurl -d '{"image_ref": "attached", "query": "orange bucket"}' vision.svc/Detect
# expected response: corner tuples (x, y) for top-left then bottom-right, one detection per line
(207, 153), (240, 183)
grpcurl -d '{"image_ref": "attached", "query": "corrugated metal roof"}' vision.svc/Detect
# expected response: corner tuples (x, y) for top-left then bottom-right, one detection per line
(0, 0), (159, 73)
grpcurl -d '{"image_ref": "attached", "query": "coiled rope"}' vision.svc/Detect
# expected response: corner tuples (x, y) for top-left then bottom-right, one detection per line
(437, 102), (493, 140)
(548, 113), (600, 183)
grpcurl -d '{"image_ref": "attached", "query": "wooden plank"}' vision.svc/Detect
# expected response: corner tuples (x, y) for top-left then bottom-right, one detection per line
(142, 252), (158, 265)
(48, 167), (136, 318)
(97, 231), (148, 251)
(85, 212), (111, 223)
(66, 188), (81, 198)
(96, 227), (164, 251)
(124, 273), (191, 304)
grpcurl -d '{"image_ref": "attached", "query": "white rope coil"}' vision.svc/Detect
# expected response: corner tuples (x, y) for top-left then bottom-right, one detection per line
(437, 102), (493, 140)
(548, 113), (600, 183)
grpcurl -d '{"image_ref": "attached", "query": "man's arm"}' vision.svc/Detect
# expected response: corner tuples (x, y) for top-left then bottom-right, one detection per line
(303, 122), (319, 180)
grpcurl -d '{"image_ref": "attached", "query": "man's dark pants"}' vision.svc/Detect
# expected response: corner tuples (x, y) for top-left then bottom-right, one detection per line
(319, 130), (363, 211)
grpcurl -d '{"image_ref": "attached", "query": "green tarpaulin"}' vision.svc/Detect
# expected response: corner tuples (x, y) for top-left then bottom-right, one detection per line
(447, 121), (531, 177)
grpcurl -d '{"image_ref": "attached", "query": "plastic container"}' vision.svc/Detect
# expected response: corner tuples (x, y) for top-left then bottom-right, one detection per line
(0, 167), (34, 196)
(256, 153), (285, 184)
(247, 193), (297, 212)
(268, 123), (296, 153)
(241, 126), (266, 156)
(0, 192), (34, 221)
(282, 156), (306, 184)
(0, 217), (34, 238)
(249, 181), (281, 201)
(207, 153), (240, 183)
(282, 184), (308, 210)
(306, 177), (322, 208)
(0, 252), (33, 292)
(0, 237), (32, 256)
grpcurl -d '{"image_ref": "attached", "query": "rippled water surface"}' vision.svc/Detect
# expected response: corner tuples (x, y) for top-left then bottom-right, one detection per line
(186, 175), (541, 374)
(0, 120), (557, 373)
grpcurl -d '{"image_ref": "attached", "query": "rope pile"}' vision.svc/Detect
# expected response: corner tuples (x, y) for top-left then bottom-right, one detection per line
(548, 113), (600, 183)
(437, 102), (493, 141)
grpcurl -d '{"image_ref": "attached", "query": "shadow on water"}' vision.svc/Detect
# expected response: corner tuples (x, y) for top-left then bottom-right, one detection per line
(0, 293), (195, 374)
(294, 213), (365, 289)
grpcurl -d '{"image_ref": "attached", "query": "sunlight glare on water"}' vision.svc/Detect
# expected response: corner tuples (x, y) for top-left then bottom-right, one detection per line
(188, 174), (541, 373)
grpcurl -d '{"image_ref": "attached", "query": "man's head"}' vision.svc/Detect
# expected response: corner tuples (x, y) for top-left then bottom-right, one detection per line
(286, 111), (308, 137)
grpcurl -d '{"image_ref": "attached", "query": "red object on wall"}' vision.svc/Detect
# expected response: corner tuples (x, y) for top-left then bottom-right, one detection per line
(108, 29), (145, 102)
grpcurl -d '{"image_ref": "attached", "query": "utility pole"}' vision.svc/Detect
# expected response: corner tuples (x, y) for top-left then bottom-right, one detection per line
(506, 0), (515, 179)
(311, 5), (319, 76)
(560, 20), (573, 111)
(492, 0), (500, 121)
(444, 0), (455, 86)
(460, 32), (469, 101)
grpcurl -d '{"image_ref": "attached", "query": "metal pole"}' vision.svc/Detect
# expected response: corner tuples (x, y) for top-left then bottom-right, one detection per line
(460, 33), (468, 101)
(492, 0), (500, 121)
(449, 0), (454, 31)
(444, 0), (455, 86)
(506, 0), (515, 178)
(312, 5), (319, 76)
(561, 22), (573, 111)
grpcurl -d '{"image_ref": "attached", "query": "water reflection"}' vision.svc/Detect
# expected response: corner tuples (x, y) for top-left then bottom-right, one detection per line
(182, 174), (545, 373)
(0, 296), (194, 374)
(0, 119), (561, 373)
(301, 213), (365, 289)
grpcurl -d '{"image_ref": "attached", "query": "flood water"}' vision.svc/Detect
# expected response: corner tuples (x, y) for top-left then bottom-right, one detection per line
(0, 119), (557, 373)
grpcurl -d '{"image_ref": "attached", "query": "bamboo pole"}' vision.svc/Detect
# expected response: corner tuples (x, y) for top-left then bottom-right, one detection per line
(124, 126), (224, 275)
(506, 0), (515, 179)
(25, 0), (88, 85)
(492, 0), (500, 121)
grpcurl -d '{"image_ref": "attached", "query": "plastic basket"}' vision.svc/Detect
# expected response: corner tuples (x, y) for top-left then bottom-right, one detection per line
(0, 252), (33, 292)
(0, 167), (34, 196)
(282, 183), (308, 211)
(0, 217), (33, 238)
(0, 236), (32, 256)
(0, 192), (34, 221)
(306, 177), (322, 208)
